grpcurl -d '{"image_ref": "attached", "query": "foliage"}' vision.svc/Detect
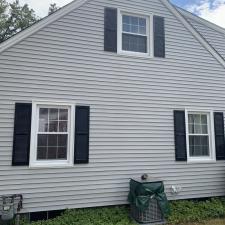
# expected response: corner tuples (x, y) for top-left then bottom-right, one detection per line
(17, 198), (225, 225)
(20, 206), (136, 225)
(0, 0), (38, 43)
(48, 3), (60, 15)
(168, 198), (225, 225)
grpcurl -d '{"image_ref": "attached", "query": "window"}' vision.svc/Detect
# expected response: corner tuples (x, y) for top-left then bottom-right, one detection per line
(118, 11), (151, 55)
(30, 103), (74, 167)
(185, 110), (215, 162)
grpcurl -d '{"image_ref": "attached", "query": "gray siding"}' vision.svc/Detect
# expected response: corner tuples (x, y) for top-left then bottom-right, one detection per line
(185, 16), (225, 60)
(0, 0), (225, 213)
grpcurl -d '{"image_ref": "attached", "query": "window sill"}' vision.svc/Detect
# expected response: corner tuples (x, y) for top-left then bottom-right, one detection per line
(117, 51), (152, 59)
(29, 162), (73, 169)
(187, 159), (216, 164)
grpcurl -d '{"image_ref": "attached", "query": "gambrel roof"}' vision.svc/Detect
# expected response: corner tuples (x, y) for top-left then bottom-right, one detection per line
(0, 0), (225, 68)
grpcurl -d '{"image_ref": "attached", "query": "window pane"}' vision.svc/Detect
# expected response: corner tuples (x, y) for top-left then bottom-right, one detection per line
(48, 134), (58, 147)
(37, 147), (47, 160)
(59, 121), (68, 132)
(57, 147), (67, 159)
(49, 108), (58, 121)
(201, 115), (207, 124)
(39, 108), (48, 132)
(47, 147), (57, 159)
(131, 16), (138, 25)
(122, 33), (147, 53)
(189, 136), (209, 157)
(139, 26), (146, 35)
(59, 109), (68, 120)
(123, 24), (131, 32)
(139, 18), (146, 26)
(131, 25), (139, 33)
(188, 113), (208, 134)
(58, 134), (67, 147)
(49, 121), (58, 132)
(123, 15), (130, 24)
(39, 108), (48, 120)
(37, 134), (47, 147)
(122, 15), (146, 35)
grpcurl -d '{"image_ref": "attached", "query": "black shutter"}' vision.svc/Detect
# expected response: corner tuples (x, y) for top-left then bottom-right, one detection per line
(214, 112), (225, 160)
(12, 103), (32, 166)
(74, 106), (90, 164)
(104, 7), (117, 52)
(154, 16), (165, 58)
(174, 110), (187, 161)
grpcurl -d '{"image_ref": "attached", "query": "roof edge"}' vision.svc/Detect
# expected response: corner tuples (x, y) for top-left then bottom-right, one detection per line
(0, 0), (89, 53)
(160, 0), (225, 68)
(177, 6), (225, 36)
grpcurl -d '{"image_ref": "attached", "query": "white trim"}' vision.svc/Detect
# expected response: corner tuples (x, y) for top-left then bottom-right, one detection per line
(29, 101), (75, 168)
(185, 109), (216, 163)
(117, 9), (152, 57)
(159, 0), (225, 68)
(0, 0), (90, 53)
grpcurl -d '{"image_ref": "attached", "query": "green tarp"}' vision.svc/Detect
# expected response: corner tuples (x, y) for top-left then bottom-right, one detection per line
(128, 179), (170, 217)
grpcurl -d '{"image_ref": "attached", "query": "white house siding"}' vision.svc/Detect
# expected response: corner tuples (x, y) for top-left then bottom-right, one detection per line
(184, 16), (225, 60)
(0, 0), (225, 213)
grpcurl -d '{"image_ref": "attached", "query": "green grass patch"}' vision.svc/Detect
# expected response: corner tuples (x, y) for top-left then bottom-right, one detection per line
(18, 198), (225, 225)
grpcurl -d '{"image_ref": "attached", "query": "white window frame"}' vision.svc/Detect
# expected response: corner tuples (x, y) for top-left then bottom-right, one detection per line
(185, 109), (216, 163)
(30, 101), (75, 168)
(117, 9), (154, 57)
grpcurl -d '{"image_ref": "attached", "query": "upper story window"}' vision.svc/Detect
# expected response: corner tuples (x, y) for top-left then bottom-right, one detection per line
(104, 8), (165, 57)
(122, 15), (148, 53)
(185, 110), (215, 162)
(118, 11), (151, 56)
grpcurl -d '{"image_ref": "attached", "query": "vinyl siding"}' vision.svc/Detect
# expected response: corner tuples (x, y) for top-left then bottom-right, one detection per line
(0, 0), (225, 213)
(184, 16), (225, 60)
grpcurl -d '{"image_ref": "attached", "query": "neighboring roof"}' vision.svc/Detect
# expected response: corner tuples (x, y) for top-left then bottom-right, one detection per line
(0, 0), (224, 68)
(178, 7), (225, 61)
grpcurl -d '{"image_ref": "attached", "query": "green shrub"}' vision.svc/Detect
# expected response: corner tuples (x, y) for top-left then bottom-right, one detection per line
(20, 206), (136, 225)
(18, 198), (225, 225)
(168, 198), (225, 225)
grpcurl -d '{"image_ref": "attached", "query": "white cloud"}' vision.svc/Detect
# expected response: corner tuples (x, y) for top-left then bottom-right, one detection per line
(7, 0), (73, 17)
(185, 0), (225, 28)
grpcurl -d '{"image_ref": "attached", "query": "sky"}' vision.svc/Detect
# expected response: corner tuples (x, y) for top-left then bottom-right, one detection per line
(7, 0), (225, 28)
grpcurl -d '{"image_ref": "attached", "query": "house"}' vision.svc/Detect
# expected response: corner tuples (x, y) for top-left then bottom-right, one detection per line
(0, 0), (225, 217)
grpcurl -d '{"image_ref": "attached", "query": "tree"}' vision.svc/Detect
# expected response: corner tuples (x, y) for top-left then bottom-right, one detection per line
(48, 3), (59, 15)
(0, 0), (38, 43)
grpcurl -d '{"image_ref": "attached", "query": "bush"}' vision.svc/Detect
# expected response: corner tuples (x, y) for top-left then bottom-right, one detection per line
(20, 206), (136, 225)
(18, 198), (225, 225)
(168, 198), (225, 225)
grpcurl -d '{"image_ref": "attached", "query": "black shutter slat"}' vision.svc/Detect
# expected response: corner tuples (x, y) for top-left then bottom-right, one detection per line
(12, 103), (32, 166)
(154, 16), (165, 58)
(74, 106), (90, 164)
(214, 112), (225, 160)
(174, 110), (187, 161)
(104, 7), (117, 52)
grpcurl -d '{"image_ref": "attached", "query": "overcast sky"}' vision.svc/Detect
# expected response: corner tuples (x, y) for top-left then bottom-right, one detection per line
(7, 0), (225, 28)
